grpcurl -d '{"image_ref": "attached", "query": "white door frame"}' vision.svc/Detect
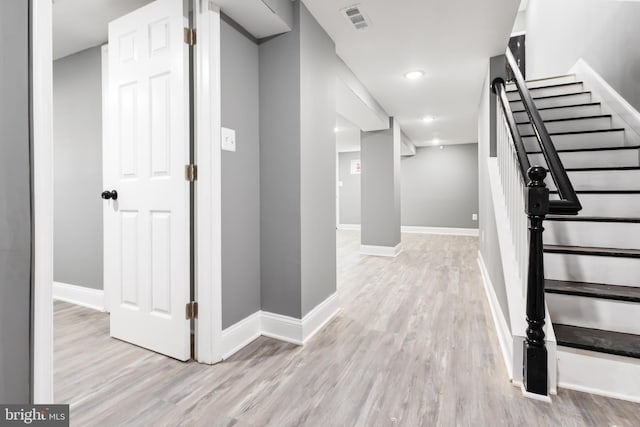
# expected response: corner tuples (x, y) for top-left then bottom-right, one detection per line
(31, 0), (223, 403)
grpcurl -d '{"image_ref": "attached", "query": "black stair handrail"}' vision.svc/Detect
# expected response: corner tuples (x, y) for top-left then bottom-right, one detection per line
(502, 48), (582, 216)
(490, 47), (583, 398)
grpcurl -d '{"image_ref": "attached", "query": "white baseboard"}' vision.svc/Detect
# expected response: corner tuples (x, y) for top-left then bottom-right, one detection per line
(360, 243), (402, 257)
(221, 293), (340, 359)
(477, 252), (513, 380)
(220, 311), (261, 360)
(53, 282), (105, 312)
(570, 58), (640, 144)
(337, 224), (361, 231)
(402, 226), (479, 237)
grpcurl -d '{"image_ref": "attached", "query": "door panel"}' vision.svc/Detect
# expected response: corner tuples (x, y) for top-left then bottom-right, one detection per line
(104, 0), (190, 361)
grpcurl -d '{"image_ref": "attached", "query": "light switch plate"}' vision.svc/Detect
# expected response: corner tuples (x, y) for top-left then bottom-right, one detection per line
(221, 127), (236, 152)
(472, 213), (478, 221)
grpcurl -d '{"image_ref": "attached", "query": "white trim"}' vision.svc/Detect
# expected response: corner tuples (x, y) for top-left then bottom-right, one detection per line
(510, 30), (526, 37)
(337, 224), (360, 231)
(100, 44), (110, 313)
(570, 58), (640, 143)
(32, 0), (54, 404)
(220, 311), (261, 360)
(194, 1), (224, 364)
(402, 226), (479, 237)
(477, 252), (513, 380)
(53, 282), (105, 312)
(221, 293), (340, 359)
(360, 243), (402, 257)
(520, 384), (552, 403)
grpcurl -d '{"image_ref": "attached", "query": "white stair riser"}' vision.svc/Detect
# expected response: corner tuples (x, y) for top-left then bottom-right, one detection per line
(548, 293), (640, 335)
(545, 220), (640, 250)
(507, 75), (577, 91)
(518, 116), (611, 135)
(514, 104), (601, 122)
(529, 149), (640, 169)
(557, 347), (640, 403)
(563, 194), (640, 218)
(545, 252), (639, 286)
(545, 169), (640, 191)
(511, 93), (592, 110)
(523, 130), (625, 151)
(507, 83), (584, 101)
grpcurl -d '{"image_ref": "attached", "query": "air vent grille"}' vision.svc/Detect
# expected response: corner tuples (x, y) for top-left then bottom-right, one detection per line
(341, 5), (371, 30)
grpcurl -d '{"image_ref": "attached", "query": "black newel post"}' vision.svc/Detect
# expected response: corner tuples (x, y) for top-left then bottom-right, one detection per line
(524, 166), (550, 395)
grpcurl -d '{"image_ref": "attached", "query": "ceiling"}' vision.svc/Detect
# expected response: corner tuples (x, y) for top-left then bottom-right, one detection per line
(303, 0), (519, 146)
(53, 0), (153, 60)
(336, 115), (361, 152)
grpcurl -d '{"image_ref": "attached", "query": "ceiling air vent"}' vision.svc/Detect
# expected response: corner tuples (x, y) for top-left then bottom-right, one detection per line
(341, 5), (371, 30)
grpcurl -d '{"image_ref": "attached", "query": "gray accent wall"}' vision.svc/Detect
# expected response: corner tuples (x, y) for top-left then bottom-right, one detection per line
(338, 152), (361, 224)
(0, 0), (31, 403)
(401, 144), (479, 229)
(259, 2), (302, 318)
(259, 1), (336, 318)
(53, 46), (104, 290)
(220, 19), (262, 328)
(526, 0), (640, 112)
(299, 2), (336, 316)
(360, 120), (401, 248)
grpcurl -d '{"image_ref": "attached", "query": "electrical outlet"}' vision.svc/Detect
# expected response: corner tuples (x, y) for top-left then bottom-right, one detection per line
(221, 127), (236, 152)
(472, 213), (478, 221)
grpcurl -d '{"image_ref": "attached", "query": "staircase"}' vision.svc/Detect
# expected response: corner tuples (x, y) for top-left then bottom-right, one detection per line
(507, 74), (640, 399)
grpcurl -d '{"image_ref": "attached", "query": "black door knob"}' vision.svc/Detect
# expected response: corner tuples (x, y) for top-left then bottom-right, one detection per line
(101, 190), (118, 200)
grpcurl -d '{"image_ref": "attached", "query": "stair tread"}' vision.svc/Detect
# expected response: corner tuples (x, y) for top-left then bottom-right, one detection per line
(528, 145), (640, 154)
(509, 91), (590, 103)
(564, 166), (640, 172)
(546, 279), (640, 302)
(507, 73), (576, 85)
(550, 190), (640, 194)
(546, 215), (640, 223)
(554, 324), (640, 359)
(544, 244), (640, 258)
(516, 114), (611, 125)
(506, 81), (583, 94)
(512, 102), (601, 114)
(521, 128), (625, 138)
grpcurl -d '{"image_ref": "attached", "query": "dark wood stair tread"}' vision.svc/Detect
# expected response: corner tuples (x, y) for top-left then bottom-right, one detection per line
(545, 279), (640, 303)
(528, 145), (640, 154)
(515, 114), (611, 126)
(506, 81), (583, 94)
(546, 215), (640, 223)
(550, 190), (640, 194)
(564, 166), (640, 172)
(554, 324), (640, 359)
(512, 102), (601, 114)
(521, 128), (625, 138)
(544, 244), (640, 258)
(509, 91), (590, 102)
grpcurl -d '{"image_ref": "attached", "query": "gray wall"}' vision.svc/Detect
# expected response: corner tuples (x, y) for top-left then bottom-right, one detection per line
(478, 64), (510, 329)
(299, 2), (336, 316)
(360, 121), (401, 247)
(220, 18), (262, 328)
(526, 0), (640, 112)
(259, 1), (336, 318)
(0, 0), (31, 403)
(259, 2), (302, 318)
(338, 152), (361, 224)
(401, 144), (479, 229)
(53, 46), (104, 290)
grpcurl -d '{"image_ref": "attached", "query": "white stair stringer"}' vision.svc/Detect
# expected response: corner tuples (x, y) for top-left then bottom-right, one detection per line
(557, 347), (640, 404)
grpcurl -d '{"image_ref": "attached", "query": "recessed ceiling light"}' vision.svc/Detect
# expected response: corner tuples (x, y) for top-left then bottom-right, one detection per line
(334, 127), (339, 132)
(404, 70), (424, 80)
(422, 116), (434, 123)
(432, 138), (440, 145)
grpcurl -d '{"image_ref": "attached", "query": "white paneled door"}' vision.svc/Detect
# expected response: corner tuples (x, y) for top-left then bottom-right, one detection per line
(104, 0), (191, 360)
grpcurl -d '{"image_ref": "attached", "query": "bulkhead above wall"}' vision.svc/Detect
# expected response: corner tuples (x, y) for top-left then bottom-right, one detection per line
(211, 0), (293, 39)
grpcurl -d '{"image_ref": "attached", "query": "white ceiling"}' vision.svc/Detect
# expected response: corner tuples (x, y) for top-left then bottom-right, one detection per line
(53, 0), (153, 60)
(303, 0), (519, 146)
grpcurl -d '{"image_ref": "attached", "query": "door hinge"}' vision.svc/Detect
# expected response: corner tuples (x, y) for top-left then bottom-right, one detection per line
(186, 301), (198, 320)
(185, 164), (198, 182)
(184, 27), (196, 46)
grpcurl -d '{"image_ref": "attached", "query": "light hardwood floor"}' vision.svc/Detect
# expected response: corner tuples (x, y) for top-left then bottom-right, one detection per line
(55, 231), (640, 426)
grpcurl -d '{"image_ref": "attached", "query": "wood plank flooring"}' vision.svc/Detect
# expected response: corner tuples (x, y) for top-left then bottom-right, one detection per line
(54, 231), (640, 426)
